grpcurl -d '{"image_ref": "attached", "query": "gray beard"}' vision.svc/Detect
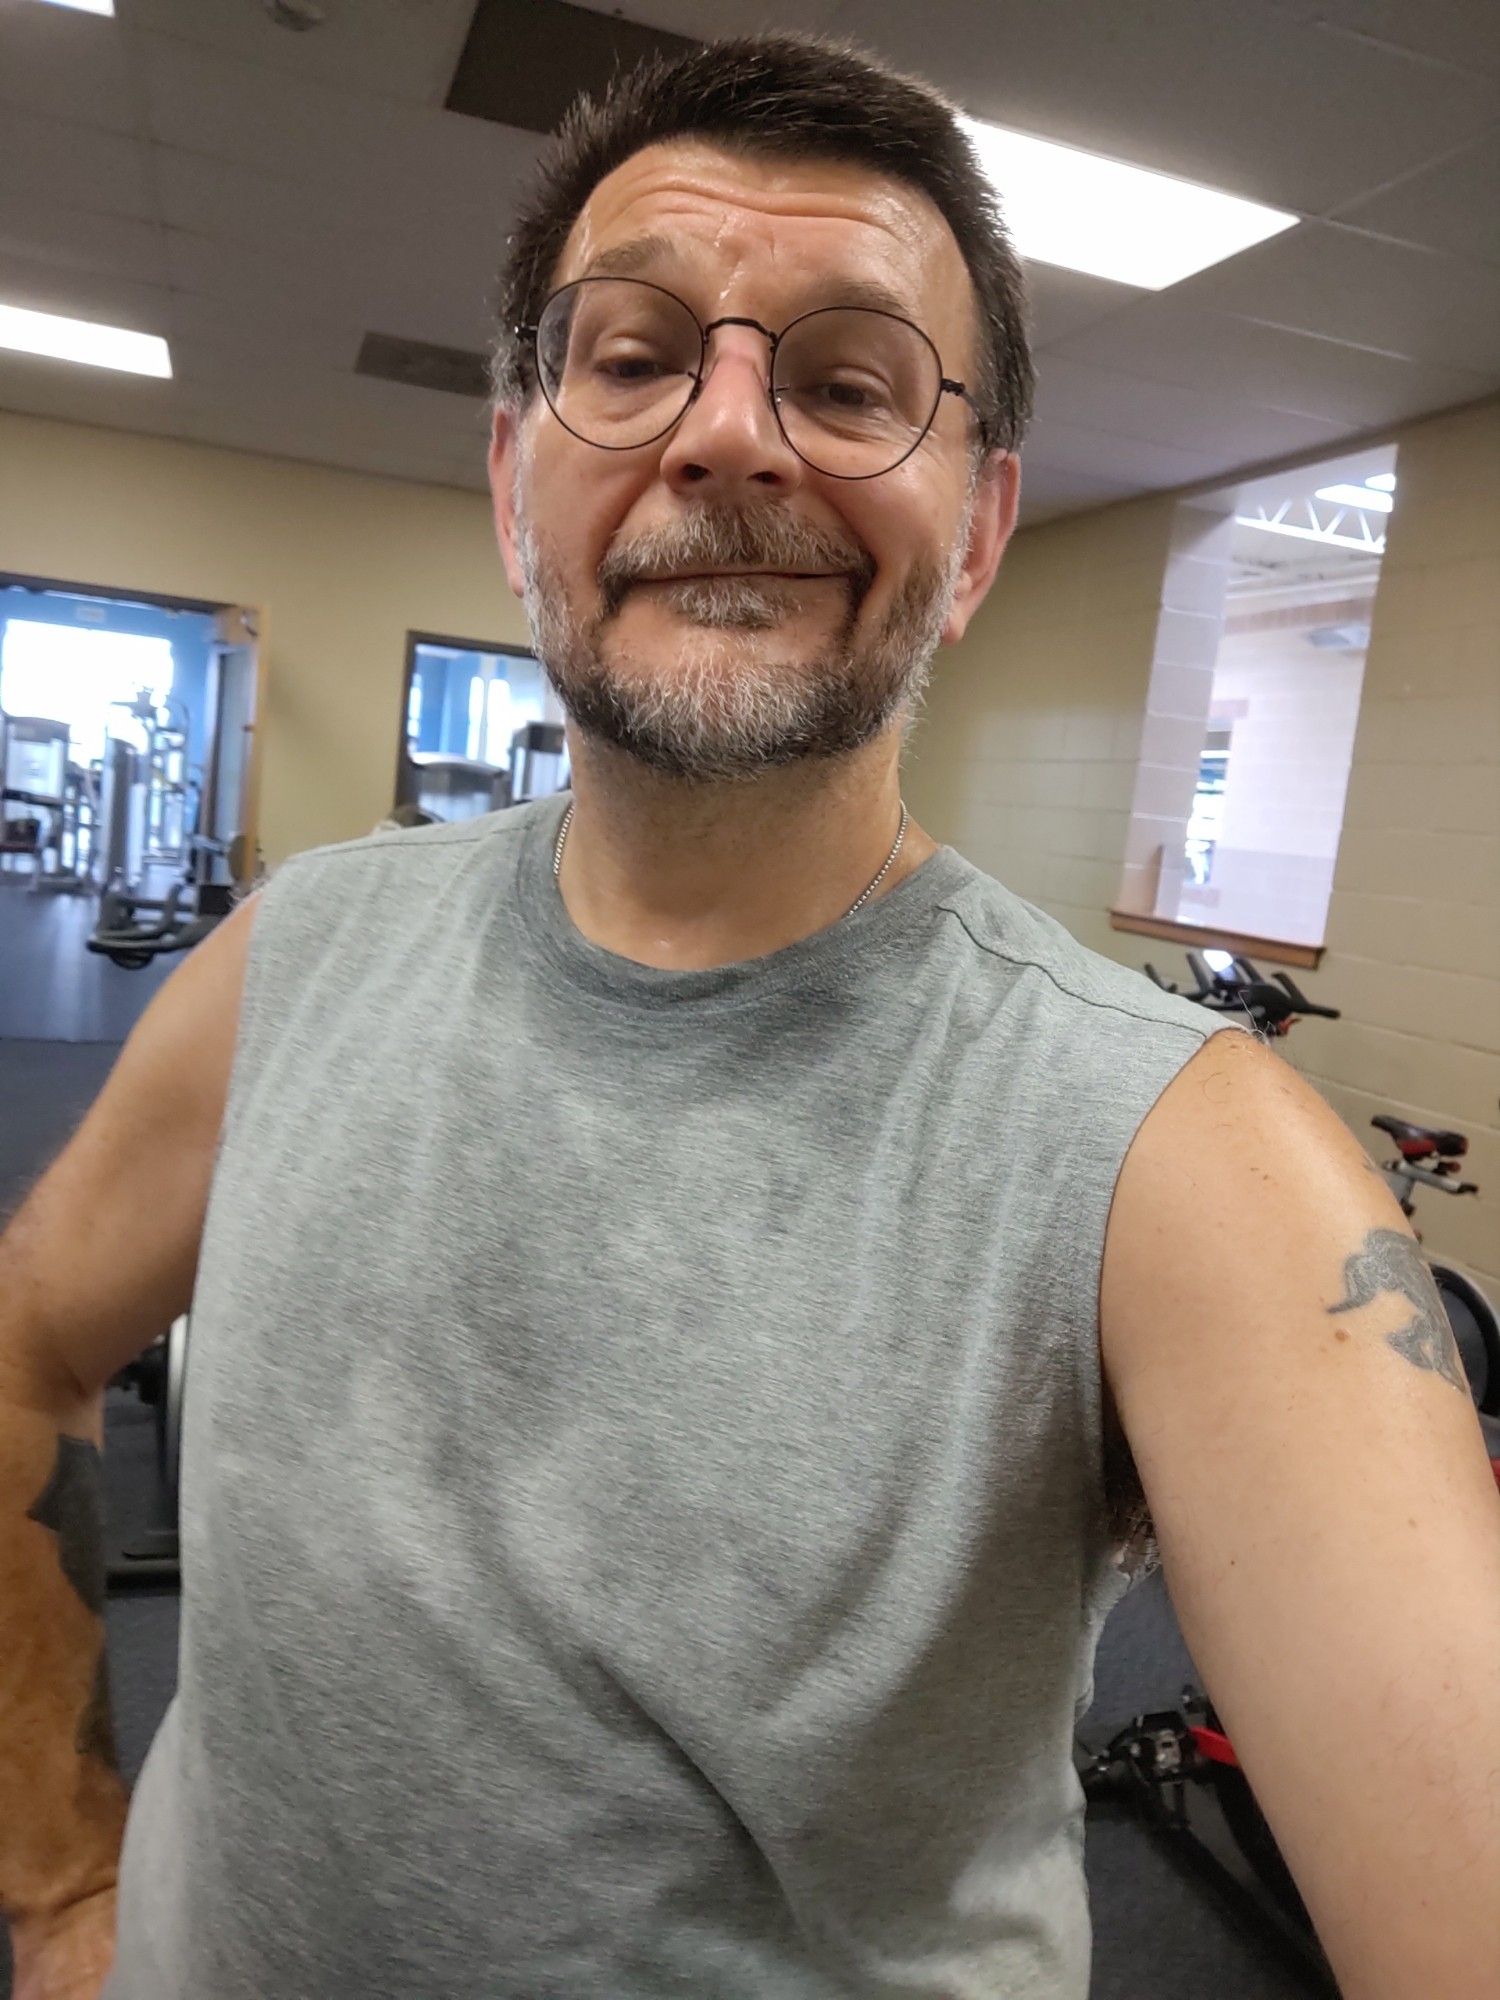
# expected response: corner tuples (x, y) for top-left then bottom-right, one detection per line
(513, 491), (972, 788)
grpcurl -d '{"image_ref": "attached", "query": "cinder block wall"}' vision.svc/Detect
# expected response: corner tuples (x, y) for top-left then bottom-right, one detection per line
(907, 397), (1500, 1298)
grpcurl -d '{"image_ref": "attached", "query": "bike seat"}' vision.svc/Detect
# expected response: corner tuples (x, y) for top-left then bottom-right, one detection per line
(1371, 1114), (1467, 1159)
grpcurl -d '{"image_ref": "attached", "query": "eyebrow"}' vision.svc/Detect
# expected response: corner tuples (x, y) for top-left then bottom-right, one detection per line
(578, 233), (923, 323)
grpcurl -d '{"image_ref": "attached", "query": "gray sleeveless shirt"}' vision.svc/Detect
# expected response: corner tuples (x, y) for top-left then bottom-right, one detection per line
(106, 793), (1245, 1999)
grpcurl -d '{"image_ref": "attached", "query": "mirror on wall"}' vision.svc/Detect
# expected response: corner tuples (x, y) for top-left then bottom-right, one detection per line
(395, 634), (568, 822)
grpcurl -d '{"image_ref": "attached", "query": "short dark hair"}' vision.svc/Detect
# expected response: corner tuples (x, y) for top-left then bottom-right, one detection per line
(490, 30), (1034, 464)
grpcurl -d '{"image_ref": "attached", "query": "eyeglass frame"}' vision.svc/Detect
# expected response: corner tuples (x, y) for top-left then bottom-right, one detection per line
(513, 276), (988, 482)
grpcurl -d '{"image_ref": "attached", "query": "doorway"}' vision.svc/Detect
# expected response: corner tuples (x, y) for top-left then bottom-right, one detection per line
(0, 574), (266, 1043)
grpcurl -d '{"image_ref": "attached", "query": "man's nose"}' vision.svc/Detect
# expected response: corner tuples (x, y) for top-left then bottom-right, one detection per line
(656, 332), (804, 496)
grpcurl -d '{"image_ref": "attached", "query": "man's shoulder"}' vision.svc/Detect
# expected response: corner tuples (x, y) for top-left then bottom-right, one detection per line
(242, 801), (551, 964)
(283, 799), (544, 875)
(946, 860), (1233, 1050)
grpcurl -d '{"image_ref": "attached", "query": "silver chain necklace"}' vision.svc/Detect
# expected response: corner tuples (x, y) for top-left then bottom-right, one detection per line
(552, 798), (910, 922)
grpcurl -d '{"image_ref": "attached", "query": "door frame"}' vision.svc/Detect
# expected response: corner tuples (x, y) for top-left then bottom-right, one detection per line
(394, 628), (539, 811)
(0, 570), (268, 886)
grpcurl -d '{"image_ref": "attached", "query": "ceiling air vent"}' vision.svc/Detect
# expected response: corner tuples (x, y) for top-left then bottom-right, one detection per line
(355, 332), (491, 400)
(447, 0), (696, 136)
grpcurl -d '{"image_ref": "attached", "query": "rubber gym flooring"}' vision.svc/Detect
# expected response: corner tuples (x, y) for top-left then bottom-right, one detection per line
(0, 1024), (1323, 1999)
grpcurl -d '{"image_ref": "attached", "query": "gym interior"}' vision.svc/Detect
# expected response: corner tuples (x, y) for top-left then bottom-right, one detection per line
(1, 4), (1497, 1997)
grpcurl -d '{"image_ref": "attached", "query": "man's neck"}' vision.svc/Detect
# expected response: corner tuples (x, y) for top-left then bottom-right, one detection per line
(552, 752), (939, 972)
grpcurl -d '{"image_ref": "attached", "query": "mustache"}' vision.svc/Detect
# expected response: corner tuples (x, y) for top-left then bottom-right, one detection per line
(596, 506), (875, 618)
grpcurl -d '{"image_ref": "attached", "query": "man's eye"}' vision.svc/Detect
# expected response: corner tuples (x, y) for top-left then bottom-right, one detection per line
(597, 355), (669, 380)
(819, 380), (874, 408)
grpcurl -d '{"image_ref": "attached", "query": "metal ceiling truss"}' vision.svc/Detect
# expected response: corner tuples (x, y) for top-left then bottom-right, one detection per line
(1233, 496), (1388, 554)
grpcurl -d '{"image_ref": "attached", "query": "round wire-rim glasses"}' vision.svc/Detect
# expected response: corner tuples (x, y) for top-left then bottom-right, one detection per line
(514, 276), (986, 481)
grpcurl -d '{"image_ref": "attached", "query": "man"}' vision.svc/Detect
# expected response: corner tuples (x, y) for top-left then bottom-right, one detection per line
(3, 30), (1496, 2000)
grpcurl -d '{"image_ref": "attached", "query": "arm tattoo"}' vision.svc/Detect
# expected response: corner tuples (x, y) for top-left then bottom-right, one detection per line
(25, 1434), (121, 1769)
(1327, 1227), (1467, 1397)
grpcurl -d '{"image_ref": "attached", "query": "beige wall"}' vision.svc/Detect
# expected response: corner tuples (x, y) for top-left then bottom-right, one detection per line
(907, 396), (1500, 1296)
(0, 410), (524, 867)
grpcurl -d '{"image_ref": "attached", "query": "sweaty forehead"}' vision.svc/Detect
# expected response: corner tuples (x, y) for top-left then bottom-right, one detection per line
(555, 140), (975, 349)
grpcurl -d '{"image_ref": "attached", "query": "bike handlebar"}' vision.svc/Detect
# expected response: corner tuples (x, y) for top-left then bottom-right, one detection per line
(1141, 954), (1341, 1032)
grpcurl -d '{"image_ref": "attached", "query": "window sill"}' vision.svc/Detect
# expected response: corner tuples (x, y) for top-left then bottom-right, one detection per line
(1107, 908), (1323, 971)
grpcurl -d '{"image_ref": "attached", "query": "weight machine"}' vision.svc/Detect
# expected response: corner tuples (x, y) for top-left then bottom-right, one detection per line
(87, 689), (234, 968)
(0, 712), (96, 891)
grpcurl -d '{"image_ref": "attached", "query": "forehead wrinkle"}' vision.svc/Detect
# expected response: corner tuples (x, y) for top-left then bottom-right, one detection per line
(558, 147), (978, 379)
(562, 157), (931, 284)
(579, 232), (923, 323)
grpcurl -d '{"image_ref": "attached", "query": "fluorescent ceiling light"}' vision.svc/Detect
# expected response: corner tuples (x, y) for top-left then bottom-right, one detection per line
(1315, 482), (1394, 513)
(0, 303), (171, 378)
(1364, 471), (1397, 491)
(958, 116), (1298, 288)
(34, 0), (116, 13)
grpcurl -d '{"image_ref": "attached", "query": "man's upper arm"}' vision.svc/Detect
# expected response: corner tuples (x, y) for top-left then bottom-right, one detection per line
(0, 894), (260, 1404)
(1099, 1028), (1500, 2000)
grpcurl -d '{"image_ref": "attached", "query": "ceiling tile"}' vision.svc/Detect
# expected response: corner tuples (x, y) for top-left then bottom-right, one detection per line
(128, 0), (480, 106)
(1025, 263), (1146, 348)
(1014, 461), (1142, 522)
(1171, 221), (1500, 375)
(0, 109), (155, 224)
(1330, 130), (1500, 270)
(1022, 416), (1223, 489)
(0, 250), (169, 335)
(446, 439), (492, 493)
(163, 350), (489, 455)
(0, 351), (182, 433)
(574, 0), (845, 34)
(1264, 0), (1500, 80)
(0, 2), (146, 137)
(162, 226), (500, 355)
(161, 293), (369, 375)
(150, 141), (522, 283)
(0, 189), (168, 288)
(830, 0), (1497, 215)
(1032, 354), (1350, 462)
(1051, 296), (1497, 430)
(2, 0), (1493, 526)
(139, 31), (543, 232)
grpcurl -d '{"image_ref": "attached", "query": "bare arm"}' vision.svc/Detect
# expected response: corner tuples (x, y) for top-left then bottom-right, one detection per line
(0, 895), (257, 1952)
(1102, 1030), (1500, 2000)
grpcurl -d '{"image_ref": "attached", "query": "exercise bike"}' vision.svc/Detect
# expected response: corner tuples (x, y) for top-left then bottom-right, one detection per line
(1077, 954), (1500, 1992)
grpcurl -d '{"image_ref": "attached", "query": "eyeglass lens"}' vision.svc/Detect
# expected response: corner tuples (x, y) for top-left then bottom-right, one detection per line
(535, 278), (943, 477)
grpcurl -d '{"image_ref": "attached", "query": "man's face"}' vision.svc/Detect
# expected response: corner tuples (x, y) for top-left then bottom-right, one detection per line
(489, 138), (1019, 786)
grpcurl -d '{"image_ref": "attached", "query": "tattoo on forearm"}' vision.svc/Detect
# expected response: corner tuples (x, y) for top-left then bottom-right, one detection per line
(26, 1434), (120, 1770)
(1327, 1227), (1467, 1396)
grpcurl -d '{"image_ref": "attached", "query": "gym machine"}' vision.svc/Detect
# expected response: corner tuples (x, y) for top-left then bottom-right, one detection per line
(400, 720), (569, 822)
(0, 712), (96, 891)
(1077, 954), (1500, 1991)
(87, 692), (234, 968)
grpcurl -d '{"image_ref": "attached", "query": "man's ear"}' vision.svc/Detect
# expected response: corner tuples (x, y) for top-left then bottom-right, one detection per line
(488, 402), (527, 599)
(941, 448), (1021, 647)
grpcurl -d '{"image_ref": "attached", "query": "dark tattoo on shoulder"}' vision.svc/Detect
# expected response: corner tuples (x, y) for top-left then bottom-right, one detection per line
(1327, 1227), (1467, 1397)
(26, 1434), (107, 1614)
